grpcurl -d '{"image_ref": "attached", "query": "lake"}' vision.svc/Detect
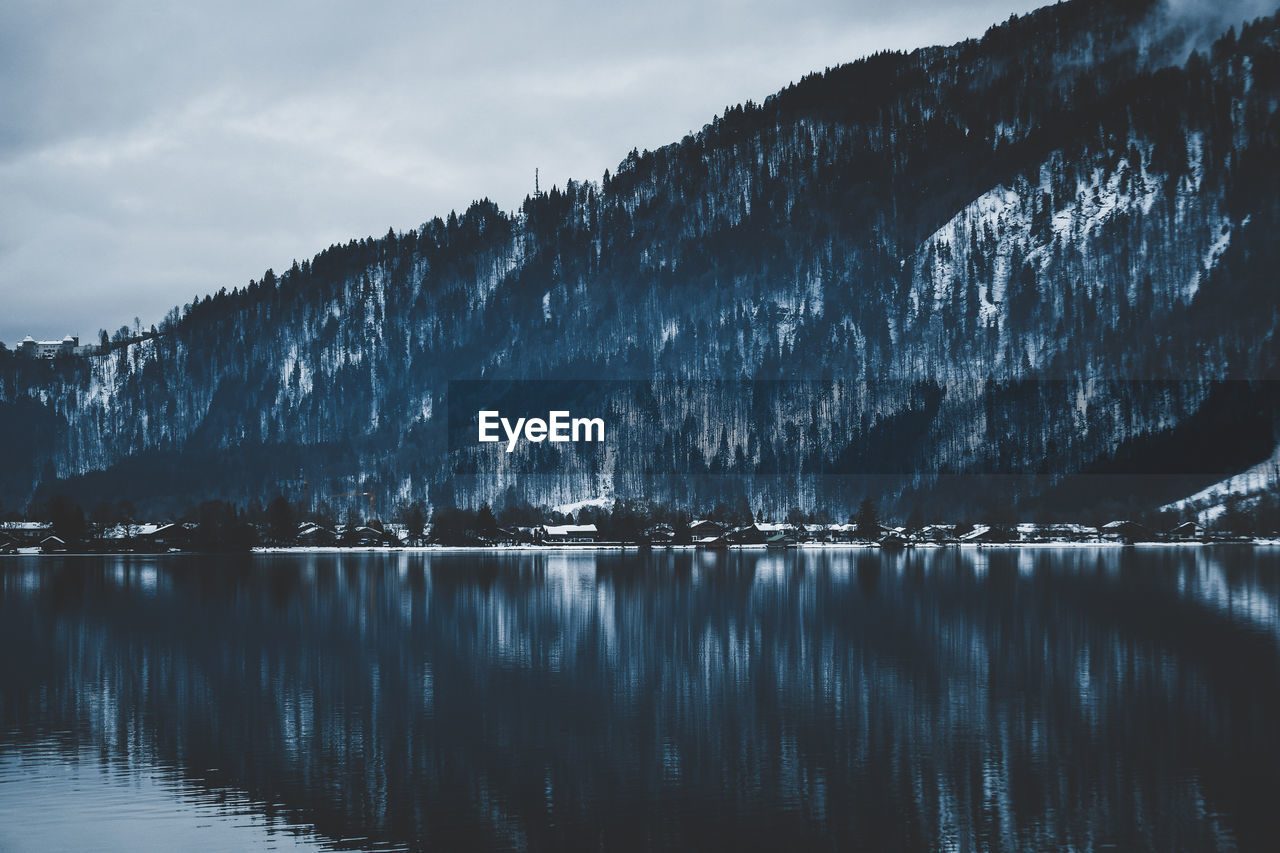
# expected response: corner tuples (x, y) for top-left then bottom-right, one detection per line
(2, 547), (1279, 851)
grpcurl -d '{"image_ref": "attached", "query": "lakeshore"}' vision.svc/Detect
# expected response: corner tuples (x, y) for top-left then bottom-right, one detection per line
(6, 539), (1280, 558)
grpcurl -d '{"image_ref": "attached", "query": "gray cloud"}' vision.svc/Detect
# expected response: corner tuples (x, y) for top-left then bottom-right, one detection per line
(2, 0), (1089, 344)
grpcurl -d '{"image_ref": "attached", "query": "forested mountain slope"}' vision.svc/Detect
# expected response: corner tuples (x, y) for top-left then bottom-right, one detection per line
(3, 0), (1279, 520)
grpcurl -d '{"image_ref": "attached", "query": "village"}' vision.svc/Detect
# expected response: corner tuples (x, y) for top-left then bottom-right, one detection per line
(0, 515), (1238, 555)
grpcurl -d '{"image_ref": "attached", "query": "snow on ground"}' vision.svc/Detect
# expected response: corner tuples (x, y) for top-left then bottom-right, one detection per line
(552, 495), (615, 516)
(1162, 441), (1280, 524)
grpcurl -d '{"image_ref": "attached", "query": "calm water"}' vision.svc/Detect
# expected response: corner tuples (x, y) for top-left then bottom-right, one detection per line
(2, 548), (1279, 852)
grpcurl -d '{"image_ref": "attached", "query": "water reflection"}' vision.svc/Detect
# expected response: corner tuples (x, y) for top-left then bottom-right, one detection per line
(2, 548), (1279, 851)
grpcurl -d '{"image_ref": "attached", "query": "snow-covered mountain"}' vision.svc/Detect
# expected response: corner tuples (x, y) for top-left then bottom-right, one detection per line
(3, 0), (1279, 519)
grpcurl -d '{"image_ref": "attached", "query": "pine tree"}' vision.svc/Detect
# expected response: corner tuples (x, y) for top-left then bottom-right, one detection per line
(854, 496), (880, 539)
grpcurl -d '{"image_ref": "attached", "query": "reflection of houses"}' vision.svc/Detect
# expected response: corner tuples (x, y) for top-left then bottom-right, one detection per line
(1100, 520), (1155, 542)
(1167, 521), (1205, 541)
(540, 524), (599, 543)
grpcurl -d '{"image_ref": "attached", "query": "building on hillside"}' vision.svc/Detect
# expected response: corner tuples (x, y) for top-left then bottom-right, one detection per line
(16, 335), (97, 359)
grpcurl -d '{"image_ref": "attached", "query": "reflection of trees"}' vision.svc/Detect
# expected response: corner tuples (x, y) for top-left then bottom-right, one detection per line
(1, 549), (1278, 851)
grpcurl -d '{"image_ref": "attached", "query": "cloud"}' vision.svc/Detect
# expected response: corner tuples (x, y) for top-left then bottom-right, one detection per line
(0, 0), (1054, 345)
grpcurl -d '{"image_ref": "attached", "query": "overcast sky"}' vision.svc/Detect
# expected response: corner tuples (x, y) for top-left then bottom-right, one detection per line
(0, 0), (1057, 345)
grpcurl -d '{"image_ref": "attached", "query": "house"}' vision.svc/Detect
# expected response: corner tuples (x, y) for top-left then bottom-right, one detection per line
(879, 531), (910, 550)
(643, 523), (675, 544)
(915, 524), (957, 544)
(137, 523), (189, 550)
(1167, 521), (1205, 541)
(540, 524), (599, 543)
(0, 522), (54, 547)
(1100, 520), (1156, 542)
(96, 522), (188, 551)
(728, 522), (792, 545)
(0, 532), (17, 554)
(490, 527), (527, 545)
(825, 523), (864, 543)
(958, 524), (1016, 544)
(802, 524), (831, 542)
(353, 525), (401, 547)
(16, 334), (96, 359)
(40, 535), (68, 553)
(1015, 523), (1098, 542)
(687, 520), (727, 539)
(297, 523), (338, 546)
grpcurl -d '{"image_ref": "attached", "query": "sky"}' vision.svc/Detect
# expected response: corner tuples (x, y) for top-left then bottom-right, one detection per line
(1, 0), (1062, 345)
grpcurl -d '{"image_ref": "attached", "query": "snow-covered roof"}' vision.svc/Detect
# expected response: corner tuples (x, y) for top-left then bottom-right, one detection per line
(100, 523), (168, 539)
(958, 524), (992, 541)
(0, 521), (52, 531)
(543, 524), (598, 536)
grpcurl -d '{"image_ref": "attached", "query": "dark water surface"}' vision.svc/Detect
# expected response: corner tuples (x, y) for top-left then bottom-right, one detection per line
(2, 548), (1279, 852)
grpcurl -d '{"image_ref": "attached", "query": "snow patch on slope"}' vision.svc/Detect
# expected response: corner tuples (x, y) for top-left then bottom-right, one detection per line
(1161, 442), (1280, 524)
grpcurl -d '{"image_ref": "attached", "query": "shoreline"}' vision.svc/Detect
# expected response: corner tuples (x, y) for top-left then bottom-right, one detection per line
(5, 540), (1280, 558)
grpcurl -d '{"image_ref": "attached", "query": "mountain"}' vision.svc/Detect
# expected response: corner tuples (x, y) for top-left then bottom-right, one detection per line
(3, 0), (1280, 522)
